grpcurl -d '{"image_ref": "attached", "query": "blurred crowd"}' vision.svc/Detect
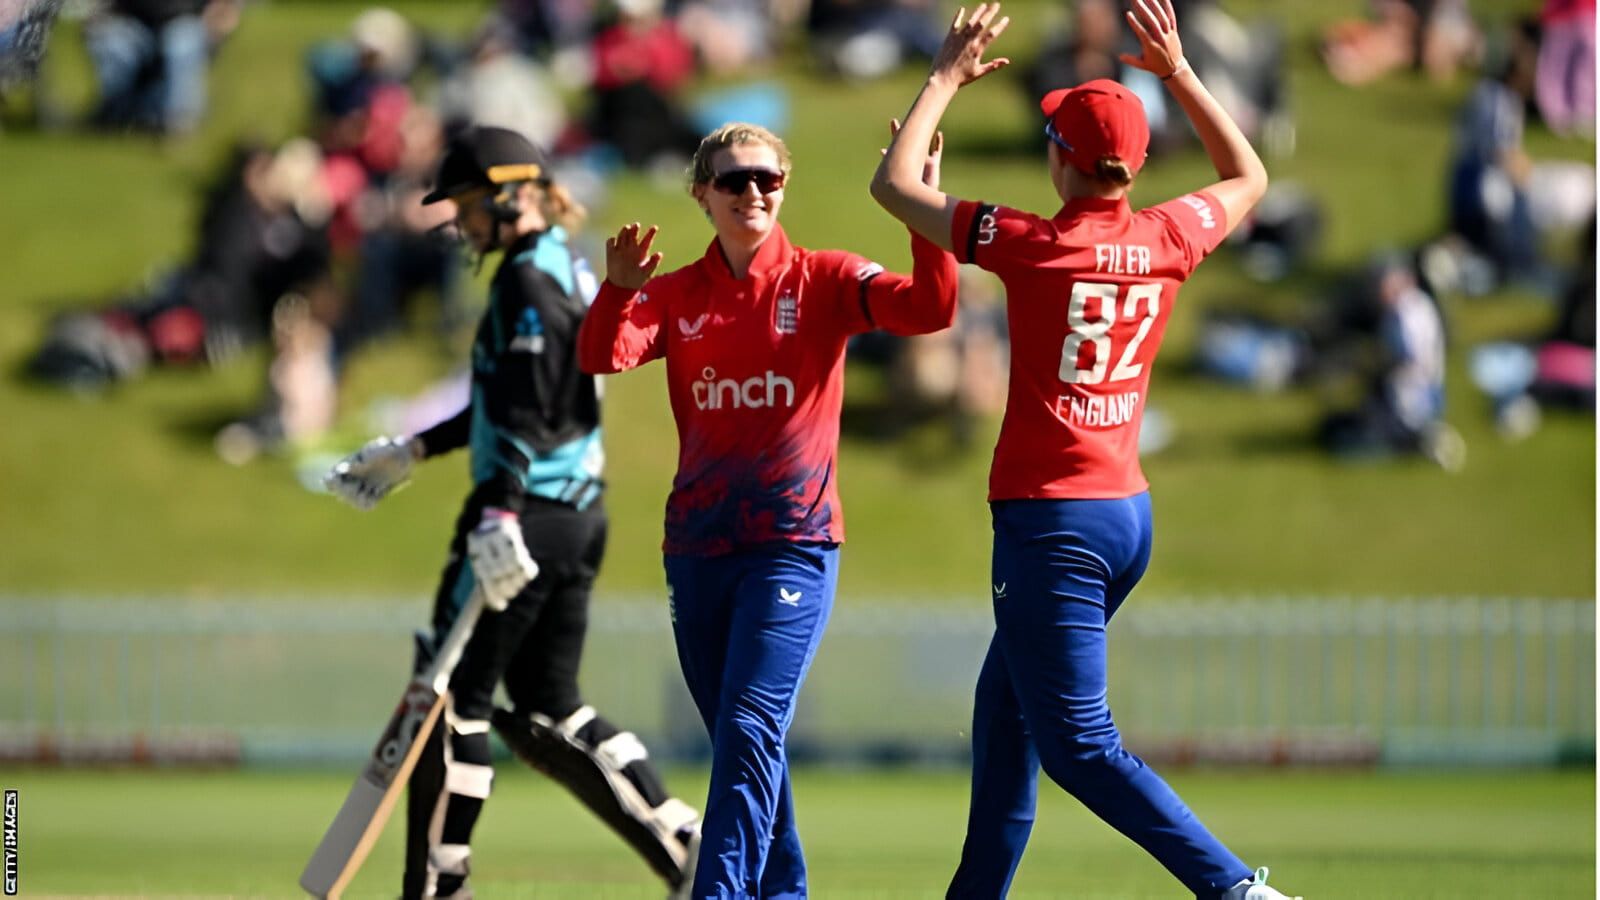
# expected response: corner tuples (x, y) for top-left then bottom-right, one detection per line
(10, 0), (1596, 471)
(1189, 0), (1595, 471)
(18, 0), (971, 461)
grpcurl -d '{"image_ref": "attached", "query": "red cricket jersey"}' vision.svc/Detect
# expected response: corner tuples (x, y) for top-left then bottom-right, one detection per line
(951, 192), (1227, 501)
(579, 224), (957, 555)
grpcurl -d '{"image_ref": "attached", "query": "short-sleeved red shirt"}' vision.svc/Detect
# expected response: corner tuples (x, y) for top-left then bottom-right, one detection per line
(951, 192), (1226, 500)
(579, 224), (957, 555)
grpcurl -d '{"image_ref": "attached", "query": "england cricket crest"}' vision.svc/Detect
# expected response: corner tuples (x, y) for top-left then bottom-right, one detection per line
(775, 294), (798, 335)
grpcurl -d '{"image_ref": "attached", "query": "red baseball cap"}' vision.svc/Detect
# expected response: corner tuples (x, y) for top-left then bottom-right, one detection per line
(1039, 79), (1149, 178)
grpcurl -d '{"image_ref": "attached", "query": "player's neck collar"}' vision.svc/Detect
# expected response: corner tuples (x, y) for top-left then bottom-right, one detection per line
(706, 223), (792, 282)
(1056, 195), (1130, 220)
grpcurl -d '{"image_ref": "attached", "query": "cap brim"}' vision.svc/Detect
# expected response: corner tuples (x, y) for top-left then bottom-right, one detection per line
(1039, 87), (1073, 118)
(421, 180), (480, 204)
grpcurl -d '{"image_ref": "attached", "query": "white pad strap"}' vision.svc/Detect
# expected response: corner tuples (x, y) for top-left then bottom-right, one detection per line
(555, 704), (597, 737)
(597, 730), (649, 768)
(652, 797), (700, 833)
(429, 843), (471, 876)
(445, 761), (494, 799)
(446, 713), (491, 735)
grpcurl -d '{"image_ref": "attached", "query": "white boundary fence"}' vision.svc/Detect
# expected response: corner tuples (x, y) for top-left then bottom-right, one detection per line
(0, 595), (1592, 767)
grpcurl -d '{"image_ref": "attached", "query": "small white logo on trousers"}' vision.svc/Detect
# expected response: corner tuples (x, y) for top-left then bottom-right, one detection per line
(992, 582), (1006, 600)
(778, 588), (802, 606)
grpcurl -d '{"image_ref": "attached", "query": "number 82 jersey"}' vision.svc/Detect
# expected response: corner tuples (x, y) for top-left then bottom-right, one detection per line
(951, 192), (1227, 501)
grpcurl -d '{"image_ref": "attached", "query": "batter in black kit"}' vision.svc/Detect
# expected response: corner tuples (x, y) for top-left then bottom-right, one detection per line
(323, 126), (700, 900)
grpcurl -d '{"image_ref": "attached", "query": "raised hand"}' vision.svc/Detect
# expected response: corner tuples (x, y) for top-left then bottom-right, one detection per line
(930, 3), (1011, 89)
(1119, 0), (1186, 79)
(605, 223), (664, 291)
(885, 119), (944, 190)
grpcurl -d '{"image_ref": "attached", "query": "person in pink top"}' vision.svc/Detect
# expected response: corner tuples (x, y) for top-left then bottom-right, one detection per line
(578, 121), (958, 896)
(872, 3), (1300, 899)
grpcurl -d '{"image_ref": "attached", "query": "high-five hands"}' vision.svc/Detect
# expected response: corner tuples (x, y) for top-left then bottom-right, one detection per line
(605, 223), (664, 291)
(930, 3), (1011, 90)
(1120, 0), (1187, 80)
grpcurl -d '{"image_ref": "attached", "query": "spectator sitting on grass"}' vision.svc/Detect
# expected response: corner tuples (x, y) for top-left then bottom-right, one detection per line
(1319, 253), (1464, 471)
(82, 0), (242, 134)
(806, 0), (945, 81)
(28, 139), (334, 391)
(587, 0), (699, 168)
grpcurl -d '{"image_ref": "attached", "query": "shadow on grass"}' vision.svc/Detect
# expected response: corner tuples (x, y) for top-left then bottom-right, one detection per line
(166, 405), (250, 447)
(840, 399), (985, 473)
(1228, 424), (1323, 458)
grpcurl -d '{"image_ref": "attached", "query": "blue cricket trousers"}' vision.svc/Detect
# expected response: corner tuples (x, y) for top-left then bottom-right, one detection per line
(665, 542), (838, 899)
(947, 496), (1252, 899)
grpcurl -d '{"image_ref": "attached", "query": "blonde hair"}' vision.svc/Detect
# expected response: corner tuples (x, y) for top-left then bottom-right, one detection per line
(689, 122), (793, 188)
(537, 181), (587, 233)
(513, 179), (587, 233)
(1093, 155), (1135, 187)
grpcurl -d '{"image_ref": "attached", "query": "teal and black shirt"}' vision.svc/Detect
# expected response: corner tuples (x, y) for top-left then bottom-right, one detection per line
(414, 227), (604, 512)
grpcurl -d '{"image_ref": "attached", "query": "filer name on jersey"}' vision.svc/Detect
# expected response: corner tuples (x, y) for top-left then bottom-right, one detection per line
(1094, 243), (1152, 275)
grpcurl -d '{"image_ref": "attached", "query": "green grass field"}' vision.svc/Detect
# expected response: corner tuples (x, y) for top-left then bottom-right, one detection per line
(5, 767), (1593, 897)
(0, 0), (1592, 601)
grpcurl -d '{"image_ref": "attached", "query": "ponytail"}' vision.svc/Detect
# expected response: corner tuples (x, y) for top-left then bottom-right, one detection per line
(1093, 155), (1135, 187)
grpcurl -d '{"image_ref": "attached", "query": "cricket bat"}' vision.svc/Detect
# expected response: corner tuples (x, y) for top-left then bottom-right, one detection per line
(299, 588), (488, 898)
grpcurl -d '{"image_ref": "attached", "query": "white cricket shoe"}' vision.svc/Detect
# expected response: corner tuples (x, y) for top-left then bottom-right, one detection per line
(1223, 866), (1302, 900)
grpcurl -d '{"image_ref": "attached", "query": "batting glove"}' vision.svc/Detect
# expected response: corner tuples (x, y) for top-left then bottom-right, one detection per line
(467, 509), (539, 611)
(324, 435), (420, 510)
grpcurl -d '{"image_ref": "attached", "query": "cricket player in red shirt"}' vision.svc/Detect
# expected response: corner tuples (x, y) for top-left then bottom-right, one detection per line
(579, 122), (958, 897)
(872, 3), (1301, 898)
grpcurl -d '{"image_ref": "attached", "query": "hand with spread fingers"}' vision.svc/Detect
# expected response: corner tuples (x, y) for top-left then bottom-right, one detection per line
(605, 223), (664, 291)
(1119, 0), (1187, 79)
(930, 2), (1012, 90)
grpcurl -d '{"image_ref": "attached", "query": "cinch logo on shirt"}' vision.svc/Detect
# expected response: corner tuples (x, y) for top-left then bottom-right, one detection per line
(692, 367), (796, 411)
(977, 213), (999, 245)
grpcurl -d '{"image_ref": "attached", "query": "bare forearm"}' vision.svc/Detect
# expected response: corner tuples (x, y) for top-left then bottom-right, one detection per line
(878, 76), (955, 191)
(1164, 66), (1265, 185)
(871, 77), (960, 250)
(1162, 64), (1267, 229)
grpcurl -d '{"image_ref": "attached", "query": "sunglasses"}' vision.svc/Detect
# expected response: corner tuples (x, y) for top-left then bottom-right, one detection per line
(710, 168), (786, 195)
(1043, 120), (1075, 153)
